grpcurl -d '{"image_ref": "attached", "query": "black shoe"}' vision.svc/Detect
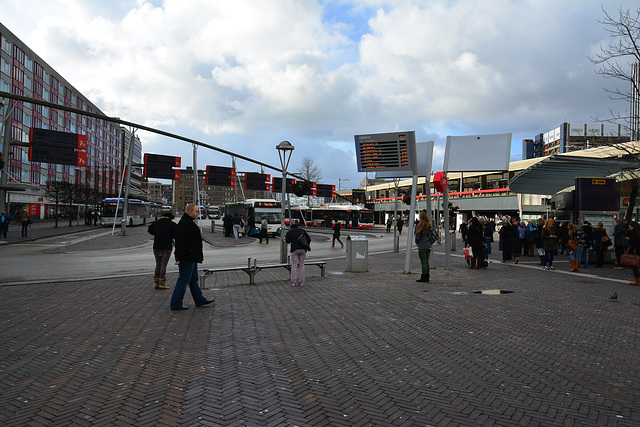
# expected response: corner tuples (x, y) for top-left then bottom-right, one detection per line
(197, 299), (214, 307)
(171, 306), (189, 311)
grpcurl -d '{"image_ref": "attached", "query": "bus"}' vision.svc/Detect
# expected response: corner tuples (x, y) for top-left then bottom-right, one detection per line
(223, 199), (282, 237)
(100, 198), (161, 226)
(208, 205), (221, 219)
(285, 206), (313, 226)
(310, 205), (374, 228)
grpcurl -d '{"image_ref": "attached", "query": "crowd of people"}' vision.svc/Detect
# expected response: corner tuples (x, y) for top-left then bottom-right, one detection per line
(457, 215), (640, 285)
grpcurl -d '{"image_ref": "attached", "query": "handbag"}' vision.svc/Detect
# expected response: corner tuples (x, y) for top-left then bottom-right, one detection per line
(620, 249), (640, 268)
(601, 234), (612, 249)
(463, 246), (473, 259)
(566, 239), (578, 251)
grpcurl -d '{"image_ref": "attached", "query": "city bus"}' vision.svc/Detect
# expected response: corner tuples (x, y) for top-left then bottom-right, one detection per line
(208, 205), (221, 219)
(285, 206), (313, 226)
(310, 205), (374, 228)
(100, 198), (161, 226)
(223, 199), (282, 237)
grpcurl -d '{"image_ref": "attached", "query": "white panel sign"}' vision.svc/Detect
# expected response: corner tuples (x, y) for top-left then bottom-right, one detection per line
(586, 124), (602, 137)
(443, 133), (511, 172)
(568, 123), (585, 136)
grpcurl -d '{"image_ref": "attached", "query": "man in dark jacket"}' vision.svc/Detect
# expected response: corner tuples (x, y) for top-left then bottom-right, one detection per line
(169, 204), (213, 310)
(148, 211), (178, 289)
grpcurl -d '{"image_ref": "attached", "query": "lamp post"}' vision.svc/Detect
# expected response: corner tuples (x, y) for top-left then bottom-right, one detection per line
(276, 140), (294, 263)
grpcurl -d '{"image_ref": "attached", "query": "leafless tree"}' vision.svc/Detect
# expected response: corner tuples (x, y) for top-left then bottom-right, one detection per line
(589, 6), (640, 220)
(44, 180), (72, 228)
(589, 6), (640, 132)
(295, 156), (323, 183)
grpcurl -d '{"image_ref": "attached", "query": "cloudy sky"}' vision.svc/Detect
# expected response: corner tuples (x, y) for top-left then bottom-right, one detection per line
(1, 0), (638, 189)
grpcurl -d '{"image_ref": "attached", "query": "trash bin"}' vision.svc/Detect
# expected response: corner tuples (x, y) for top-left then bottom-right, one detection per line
(346, 235), (368, 272)
(449, 230), (456, 251)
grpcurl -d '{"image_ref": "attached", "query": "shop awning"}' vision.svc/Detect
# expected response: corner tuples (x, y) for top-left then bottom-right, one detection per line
(508, 155), (640, 195)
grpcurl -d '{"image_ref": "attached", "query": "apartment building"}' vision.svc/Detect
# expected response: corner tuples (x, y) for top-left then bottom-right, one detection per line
(1, 23), (122, 218)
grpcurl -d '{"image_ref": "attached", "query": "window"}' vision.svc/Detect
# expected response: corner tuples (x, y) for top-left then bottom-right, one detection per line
(24, 75), (32, 90)
(1, 58), (10, 76)
(25, 56), (33, 71)
(24, 113), (31, 127)
(0, 79), (9, 92)
(1, 37), (11, 54)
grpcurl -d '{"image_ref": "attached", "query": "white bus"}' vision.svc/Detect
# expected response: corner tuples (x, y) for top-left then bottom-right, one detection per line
(223, 199), (283, 237)
(100, 198), (161, 226)
(310, 205), (374, 228)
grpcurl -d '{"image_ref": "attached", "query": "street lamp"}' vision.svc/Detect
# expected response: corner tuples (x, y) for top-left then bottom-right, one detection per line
(276, 140), (294, 263)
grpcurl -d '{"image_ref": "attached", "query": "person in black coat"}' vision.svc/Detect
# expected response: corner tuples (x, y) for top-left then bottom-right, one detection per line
(499, 217), (518, 264)
(148, 211), (178, 289)
(627, 221), (640, 286)
(466, 217), (484, 269)
(169, 204), (213, 310)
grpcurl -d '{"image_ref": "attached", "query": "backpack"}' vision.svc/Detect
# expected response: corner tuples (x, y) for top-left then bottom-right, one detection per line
(427, 227), (440, 244)
(0, 214), (5, 224)
(298, 230), (310, 251)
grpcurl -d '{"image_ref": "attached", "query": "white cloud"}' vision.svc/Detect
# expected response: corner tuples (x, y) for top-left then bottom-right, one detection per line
(2, 0), (639, 187)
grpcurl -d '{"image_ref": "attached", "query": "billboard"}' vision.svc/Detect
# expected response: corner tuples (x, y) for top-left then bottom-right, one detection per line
(443, 133), (512, 172)
(354, 131), (417, 173)
(29, 128), (87, 166)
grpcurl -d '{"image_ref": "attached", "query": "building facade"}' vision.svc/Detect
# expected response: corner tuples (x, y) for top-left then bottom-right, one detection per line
(523, 122), (630, 159)
(1, 23), (122, 218)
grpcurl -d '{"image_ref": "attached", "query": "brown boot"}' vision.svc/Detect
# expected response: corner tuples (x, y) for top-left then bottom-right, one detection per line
(154, 276), (160, 289)
(569, 259), (577, 272)
(629, 278), (640, 286)
(157, 277), (170, 289)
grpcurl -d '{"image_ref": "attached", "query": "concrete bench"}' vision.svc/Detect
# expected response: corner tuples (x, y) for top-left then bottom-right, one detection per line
(201, 258), (327, 288)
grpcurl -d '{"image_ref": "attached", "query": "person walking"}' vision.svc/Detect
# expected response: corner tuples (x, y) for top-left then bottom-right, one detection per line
(0, 211), (8, 238)
(148, 211), (178, 289)
(397, 217), (403, 235)
(483, 218), (493, 256)
(517, 221), (527, 256)
(169, 203), (213, 310)
(285, 221), (311, 287)
(613, 219), (627, 268)
(466, 217), (484, 269)
(17, 206), (30, 237)
(231, 213), (244, 241)
(581, 221), (593, 268)
(592, 222), (607, 267)
(568, 222), (585, 273)
(414, 211), (435, 282)
(541, 218), (558, 270)
(259, 217), (269, 244)
(331, 220), (344, 248)
(386, 218), (392, 233)
(525, 220), (537, 257)
(626, 221), (640, 286)
(499, 217), (518, 264)
(534, 218), (545, 265)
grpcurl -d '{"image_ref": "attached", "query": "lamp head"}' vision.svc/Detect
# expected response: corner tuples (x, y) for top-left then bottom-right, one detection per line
(276, 140), (294, 151)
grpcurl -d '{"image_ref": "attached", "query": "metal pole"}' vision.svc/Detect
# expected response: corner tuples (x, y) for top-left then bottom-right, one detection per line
(121, 128), (136, 235)
(0, 99), (14, 215)
(444, 184), (450, 270)
(393, 179), (399, 252)
(277, 141), (294, 264)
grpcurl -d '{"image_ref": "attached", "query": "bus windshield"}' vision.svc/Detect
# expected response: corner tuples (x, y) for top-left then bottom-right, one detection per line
(254, 207), (281, 224)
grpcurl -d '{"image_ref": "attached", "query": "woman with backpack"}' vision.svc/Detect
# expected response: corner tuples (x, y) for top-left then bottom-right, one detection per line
(285, 221), (311, 286)
(414, 211), (437, 282)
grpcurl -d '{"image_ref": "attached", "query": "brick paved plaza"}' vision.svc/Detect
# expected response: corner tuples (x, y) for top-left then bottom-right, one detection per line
(1, 225), (639, 426)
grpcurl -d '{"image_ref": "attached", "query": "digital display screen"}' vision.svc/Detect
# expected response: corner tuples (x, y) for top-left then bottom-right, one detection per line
(354, 131), (416, 172)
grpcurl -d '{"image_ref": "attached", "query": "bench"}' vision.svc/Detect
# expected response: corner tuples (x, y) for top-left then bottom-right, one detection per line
(201, 258), (327, 288)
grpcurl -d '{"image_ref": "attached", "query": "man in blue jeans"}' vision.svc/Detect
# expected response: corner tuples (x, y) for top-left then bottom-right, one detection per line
(170, 203), (213, 310)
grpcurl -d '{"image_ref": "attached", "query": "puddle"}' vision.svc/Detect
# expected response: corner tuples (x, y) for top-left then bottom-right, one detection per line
(472, 289), (515, 295)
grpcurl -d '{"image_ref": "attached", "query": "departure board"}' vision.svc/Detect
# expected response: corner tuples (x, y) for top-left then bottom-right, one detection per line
(354, 131), (416, 172)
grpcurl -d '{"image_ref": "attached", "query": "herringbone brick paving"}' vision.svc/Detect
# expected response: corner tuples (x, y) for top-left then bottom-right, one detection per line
(1, 246), (639, 426)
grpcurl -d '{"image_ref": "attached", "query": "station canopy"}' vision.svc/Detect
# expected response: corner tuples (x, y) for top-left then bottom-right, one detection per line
(508, 154), (640, 195)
